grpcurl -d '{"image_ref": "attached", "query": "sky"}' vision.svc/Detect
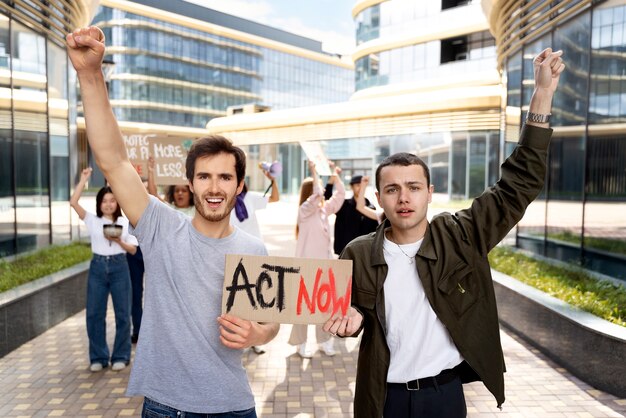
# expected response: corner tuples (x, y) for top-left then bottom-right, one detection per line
(183, 0), (356, 55)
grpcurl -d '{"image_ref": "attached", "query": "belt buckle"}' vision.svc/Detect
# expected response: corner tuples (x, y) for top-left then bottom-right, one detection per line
(406, 379), (419, 391)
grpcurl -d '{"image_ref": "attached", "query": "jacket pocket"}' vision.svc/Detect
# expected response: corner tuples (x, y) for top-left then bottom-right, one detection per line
(437, 262), (479, 317)
(353, 289), (376, 310)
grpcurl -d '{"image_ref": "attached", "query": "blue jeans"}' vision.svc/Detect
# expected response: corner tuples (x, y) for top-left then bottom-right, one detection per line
(126, 246), (145, 337)
(142, 398), (257, 418)
(86, 253), (132, 366)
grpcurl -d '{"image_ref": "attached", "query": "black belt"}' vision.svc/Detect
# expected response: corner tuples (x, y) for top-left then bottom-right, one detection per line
(388, 369), (458, 391)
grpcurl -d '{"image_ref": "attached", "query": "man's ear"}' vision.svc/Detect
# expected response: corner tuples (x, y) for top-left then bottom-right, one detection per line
(236, 180), (244, 195)
(375, 191), (382, 207)
(188, 179), (194, 194)
(428, 185), (434, 203)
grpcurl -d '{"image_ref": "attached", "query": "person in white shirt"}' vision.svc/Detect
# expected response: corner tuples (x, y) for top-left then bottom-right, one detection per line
(230, 164), (279, 238)
(70, 167), (138, 372)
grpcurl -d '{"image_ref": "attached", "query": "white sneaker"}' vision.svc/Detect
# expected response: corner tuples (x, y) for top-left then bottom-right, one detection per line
(252, 345), (266, 354)
(111, 361), (127, 371)
(297, 343), (313, 359)
(89, 363), (104, 372)
(321, 338), (336, 357)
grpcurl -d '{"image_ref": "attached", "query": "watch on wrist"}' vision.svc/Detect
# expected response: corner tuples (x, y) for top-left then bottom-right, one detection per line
(526, 112), (551, 124)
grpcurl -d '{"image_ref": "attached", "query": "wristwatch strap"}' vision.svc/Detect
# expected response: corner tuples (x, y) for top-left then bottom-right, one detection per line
(526, 111), (551, 124)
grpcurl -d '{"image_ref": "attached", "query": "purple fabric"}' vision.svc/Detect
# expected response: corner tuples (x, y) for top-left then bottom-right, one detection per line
(235, 192), (248, 222)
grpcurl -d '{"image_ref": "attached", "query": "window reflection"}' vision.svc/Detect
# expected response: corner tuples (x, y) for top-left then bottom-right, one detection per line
(545, 136), (585, 264)
(589, 1), (626, 124)
(552, 12), (590, 126)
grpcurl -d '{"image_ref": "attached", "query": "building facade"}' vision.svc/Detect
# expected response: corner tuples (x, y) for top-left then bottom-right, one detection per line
(0, 0), (96, 257)
(484, 0), (626, 278)
(84, 0), (354, 189)
(207, 0), (501, 200)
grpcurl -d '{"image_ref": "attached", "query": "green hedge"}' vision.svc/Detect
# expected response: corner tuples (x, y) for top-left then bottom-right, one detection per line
(489, 246), (626, 327)
(0, 242), (92, 292)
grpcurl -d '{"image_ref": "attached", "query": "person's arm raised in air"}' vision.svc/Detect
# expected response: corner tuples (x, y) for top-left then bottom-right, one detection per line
(299, 160), (323, 218)
(323, 161), (345, 215)
(66, 27), (148, 227)
(355, 176), (379, 222)
(146, 156), (166, 204)
(69, 167), (92, 220)
(262, 168), (280, 203)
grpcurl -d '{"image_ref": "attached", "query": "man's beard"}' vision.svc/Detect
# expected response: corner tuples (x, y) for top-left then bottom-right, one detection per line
(193, 191), (236, 222)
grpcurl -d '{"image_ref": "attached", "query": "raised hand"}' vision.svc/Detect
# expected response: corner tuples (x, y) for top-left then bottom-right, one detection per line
(80, 167), (93, 182)
(533, 48), (565, 93)
(66, 26), (106, 74)
(308, 160), (316, 177)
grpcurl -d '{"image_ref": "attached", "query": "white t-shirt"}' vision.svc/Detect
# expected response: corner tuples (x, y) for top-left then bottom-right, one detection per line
(230, 191), (268, 239)
(83, 212), (138, 256)
(383, 235), (464, 382)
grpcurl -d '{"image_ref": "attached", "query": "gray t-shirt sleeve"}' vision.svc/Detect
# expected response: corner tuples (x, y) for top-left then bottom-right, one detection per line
(131, 195), (182, 251)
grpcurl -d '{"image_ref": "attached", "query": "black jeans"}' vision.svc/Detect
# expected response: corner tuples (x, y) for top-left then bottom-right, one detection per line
(126, 246), (144, 337)
(383, 375), (467, 418)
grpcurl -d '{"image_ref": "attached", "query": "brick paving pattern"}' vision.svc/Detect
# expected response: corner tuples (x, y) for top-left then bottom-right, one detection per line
(1, 201), (624, 417)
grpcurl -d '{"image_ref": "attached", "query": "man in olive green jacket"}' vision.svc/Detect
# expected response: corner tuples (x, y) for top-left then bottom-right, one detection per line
(324, 48), (565, 417)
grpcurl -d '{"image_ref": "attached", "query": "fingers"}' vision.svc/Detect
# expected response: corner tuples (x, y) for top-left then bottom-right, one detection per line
(217, 315), (252, 349)
(67, 26), (105, 52)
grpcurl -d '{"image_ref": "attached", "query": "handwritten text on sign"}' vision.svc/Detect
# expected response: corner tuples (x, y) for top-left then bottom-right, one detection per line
(222, 255), (353, 324)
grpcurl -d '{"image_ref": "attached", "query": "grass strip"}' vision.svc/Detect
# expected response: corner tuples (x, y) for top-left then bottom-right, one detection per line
(0, 242), (92, 292)
(489, 246), (626, 327)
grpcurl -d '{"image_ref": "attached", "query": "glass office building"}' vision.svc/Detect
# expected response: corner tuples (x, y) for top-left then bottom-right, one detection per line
(91, 0), (353, 129)
(0, 0), (95, 257)
(208, 0), (501, 200)
(82, 0), (353, 188)
(485, 0), (626, 278)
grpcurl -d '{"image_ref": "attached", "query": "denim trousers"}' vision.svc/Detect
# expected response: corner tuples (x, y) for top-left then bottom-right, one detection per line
(126, 246), (145, 337)
(142, 398), (257, 418)
(87, 253), (132, 366)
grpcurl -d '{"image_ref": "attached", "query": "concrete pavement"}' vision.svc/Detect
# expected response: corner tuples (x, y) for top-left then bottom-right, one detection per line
(0, 200), (625, 417)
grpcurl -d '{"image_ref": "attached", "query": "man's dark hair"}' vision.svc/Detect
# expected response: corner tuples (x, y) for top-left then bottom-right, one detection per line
(185, 135), (246, 184)
(96, 186), (122, 222)
(375, 153), (431, 191)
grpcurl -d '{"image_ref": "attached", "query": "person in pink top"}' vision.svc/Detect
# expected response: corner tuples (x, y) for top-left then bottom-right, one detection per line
(288, 160), (345, 358)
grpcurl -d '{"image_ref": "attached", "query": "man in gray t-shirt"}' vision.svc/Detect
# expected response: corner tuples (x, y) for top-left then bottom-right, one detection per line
(67, 26), (279, 416)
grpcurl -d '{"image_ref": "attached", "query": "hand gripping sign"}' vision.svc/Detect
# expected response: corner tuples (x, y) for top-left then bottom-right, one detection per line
(222, 255), (353, 324)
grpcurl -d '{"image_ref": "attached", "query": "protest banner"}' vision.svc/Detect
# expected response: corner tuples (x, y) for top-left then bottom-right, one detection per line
(149, 136), (194, 185)
(222, 255), (353, 324)
(299, 141), (331, 176)
(123, 133), (154, 177)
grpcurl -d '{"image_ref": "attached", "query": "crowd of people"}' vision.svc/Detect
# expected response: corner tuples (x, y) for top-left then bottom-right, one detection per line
(67, 24), (564, 418)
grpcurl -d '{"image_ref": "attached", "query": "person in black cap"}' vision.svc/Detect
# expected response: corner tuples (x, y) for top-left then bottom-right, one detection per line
(325, 174), (379, 256)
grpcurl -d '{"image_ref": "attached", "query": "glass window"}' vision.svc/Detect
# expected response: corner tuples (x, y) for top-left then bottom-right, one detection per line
(0, 127), (14, 256)
(589, 0), (626, 124)
(583, 134), (626, 278)
(451, 134), (467, 198)
(15, 129), (50, 253)
(468, 134), (486, 197)
(0, 14), (9, 73)
(552, 12), (591, 126)
(545, 136), (585, 263)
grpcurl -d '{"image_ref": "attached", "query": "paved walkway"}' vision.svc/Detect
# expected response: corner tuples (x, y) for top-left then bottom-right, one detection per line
(1, 201), (625, 417)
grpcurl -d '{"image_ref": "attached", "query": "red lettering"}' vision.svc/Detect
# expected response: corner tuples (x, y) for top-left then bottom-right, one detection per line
(296, 267), (352, 317)
(296, 268), (322, 315)
(331, 269), (352, 316)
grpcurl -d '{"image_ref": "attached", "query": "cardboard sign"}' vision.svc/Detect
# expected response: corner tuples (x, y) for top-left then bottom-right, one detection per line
(222, 255), (353, 324)
(149, 137), (194, 185)
(299, 141), (331, 176)
(123, 133), (155, 177)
